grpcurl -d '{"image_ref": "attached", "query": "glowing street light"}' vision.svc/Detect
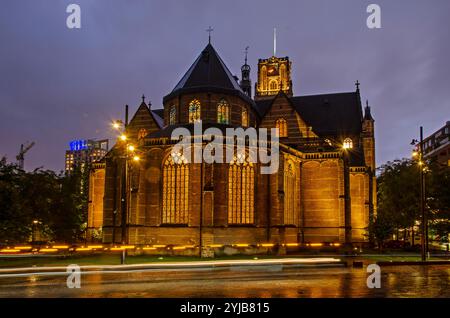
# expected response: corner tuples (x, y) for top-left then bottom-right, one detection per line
(120, 134), (127, 141)
(133, 155), (140, 162)
(128, 145), (135, 151)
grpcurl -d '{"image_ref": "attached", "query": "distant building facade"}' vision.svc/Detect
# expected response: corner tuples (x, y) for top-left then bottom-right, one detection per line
(88, 42), (376, 252)
(65, 139), (109, 173)
(423, 121), (450, 167)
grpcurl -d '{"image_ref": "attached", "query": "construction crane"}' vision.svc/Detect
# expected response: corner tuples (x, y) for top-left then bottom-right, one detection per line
(16, 142), (35, 170)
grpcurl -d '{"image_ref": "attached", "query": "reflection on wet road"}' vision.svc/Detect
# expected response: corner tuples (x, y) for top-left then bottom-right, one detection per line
(0, 265), (449, 298)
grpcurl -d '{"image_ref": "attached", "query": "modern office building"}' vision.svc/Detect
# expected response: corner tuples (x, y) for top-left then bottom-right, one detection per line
(423, 121), (450, 167)
(65, 139), (109, 172)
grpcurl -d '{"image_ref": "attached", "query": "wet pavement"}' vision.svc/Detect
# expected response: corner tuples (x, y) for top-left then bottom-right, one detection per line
(0, 264), (449, 298)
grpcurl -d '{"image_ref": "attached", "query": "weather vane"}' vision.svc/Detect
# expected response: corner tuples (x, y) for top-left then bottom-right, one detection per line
(244, 46), (249, 64)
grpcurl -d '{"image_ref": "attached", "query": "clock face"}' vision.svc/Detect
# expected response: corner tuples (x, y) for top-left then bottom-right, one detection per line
(267, 64), (279, 76)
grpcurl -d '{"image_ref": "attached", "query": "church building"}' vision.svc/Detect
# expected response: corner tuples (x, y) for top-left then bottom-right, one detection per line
(87, 40), (376, 254)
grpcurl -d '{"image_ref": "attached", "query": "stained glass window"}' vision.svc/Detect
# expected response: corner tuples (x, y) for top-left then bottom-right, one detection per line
(217, 99), (230, 124)
(343, 138), (353, 149)
(188, 99), (201, 123)
(169, 105), (176, 125)
(276, 118), (288, 137)
(138, 128), (147, 140)
(242, 109), (248, 127)
(162, 154), (189, 224)
(284, 160), (296, 225)
(228, 155), (254, 224)
(270, 80), (278, 91)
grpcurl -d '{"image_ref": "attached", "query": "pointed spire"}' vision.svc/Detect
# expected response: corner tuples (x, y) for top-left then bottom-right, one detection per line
(240, 46), (251, 97)
(244, 46), (249, 65)
(364, 99), (374, 121)
(273, 27), (277, 57)
(141, 94), (146, 103)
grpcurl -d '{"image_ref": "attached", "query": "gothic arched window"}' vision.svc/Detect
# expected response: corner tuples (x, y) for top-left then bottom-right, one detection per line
(138, 128), (148, 140)
(228, 154), (254, 224)
(162, 154), (189, 224)
(280, 64), (287, 89)
(276, 118), (288, 137)
(242, 109), (248, 127)
(217, 99), (230, 124)
(269, 80), (278, 91)
(261, 66), (267, 90)
(188, 99), (201, 123)
(284, 160), (296, 225)
(169, 105), (176, 125)
(343, 138), (353, 149)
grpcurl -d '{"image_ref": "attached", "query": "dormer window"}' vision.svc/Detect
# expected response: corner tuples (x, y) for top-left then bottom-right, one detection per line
(343, 138), (353, 149)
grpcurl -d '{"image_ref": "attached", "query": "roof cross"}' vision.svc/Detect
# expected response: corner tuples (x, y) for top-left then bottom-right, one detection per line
(355, 80), (360, 91)
(206, 26), (214, 44)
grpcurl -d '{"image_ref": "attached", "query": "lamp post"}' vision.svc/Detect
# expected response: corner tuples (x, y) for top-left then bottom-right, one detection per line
(411, 126), (428, 261)
(112, 114), (141, 264)
(32, 220), (39, 243)
(342, 140), (353, 246)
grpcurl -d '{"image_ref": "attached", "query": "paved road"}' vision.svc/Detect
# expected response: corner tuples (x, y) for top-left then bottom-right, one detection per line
(0, 264), (449, 298)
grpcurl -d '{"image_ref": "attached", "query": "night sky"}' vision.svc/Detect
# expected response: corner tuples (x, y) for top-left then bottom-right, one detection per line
(1, 0), (449, 172)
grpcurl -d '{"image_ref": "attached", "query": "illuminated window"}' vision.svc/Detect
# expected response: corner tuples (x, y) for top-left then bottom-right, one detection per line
(242, 110), (248, 127)
(228, 155), (254, 224)
(269, 80), (278, 91)
(276, 118), (288, 137)
(188, 99), (201, 123)
(261, 66), (267, 90)
(162, 154), (189, 224)
(280, 64), (287, 89)
(138, 128), (147, 140)
(343, 138), (353, 149)
(217, 99), (230, 124)
(169, 105), (176, 125)
(284, 161), (296, 225)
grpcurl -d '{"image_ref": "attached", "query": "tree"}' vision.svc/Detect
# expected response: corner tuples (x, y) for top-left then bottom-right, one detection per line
(376, 159), (420, 242)
(427, 161), (450, 240)
(0, 158), (88, 244)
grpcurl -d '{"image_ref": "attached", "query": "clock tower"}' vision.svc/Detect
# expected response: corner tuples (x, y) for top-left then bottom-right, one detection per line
(254, 55), (293, 100)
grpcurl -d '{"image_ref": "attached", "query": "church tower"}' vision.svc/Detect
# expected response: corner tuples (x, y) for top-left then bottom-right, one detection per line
(254, 28), (292, 100)
(254, 56), (293, 100)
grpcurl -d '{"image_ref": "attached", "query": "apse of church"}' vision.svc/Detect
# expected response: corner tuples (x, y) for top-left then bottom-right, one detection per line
(87, 41), (376, 254)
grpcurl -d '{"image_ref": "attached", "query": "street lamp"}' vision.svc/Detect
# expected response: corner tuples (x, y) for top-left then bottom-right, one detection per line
(111, 117), (142, 264)
(32, 220), (39, 243)
(411, 126), (428, 261)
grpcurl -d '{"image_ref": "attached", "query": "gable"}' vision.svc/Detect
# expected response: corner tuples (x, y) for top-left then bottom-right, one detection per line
(259, 93), (318, 141)
(126, 102), (161, 140)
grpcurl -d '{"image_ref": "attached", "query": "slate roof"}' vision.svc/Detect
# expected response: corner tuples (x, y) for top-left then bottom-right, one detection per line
(151, 108), (164, 128)
(163, 43), (254, 105)
(256, 91), (363, 137)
